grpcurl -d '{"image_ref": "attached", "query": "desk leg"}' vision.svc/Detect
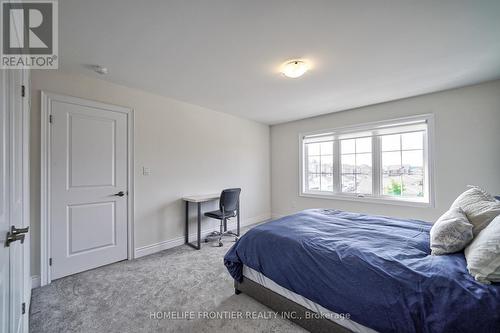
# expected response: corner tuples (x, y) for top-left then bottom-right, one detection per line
(197, 202), (201, 249)
(185, 201), (201, 250)
(185, 201), (189, 244)
(237, 201), (240, 236)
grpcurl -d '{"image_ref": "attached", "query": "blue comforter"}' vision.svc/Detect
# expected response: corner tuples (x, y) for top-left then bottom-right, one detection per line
(224, 209), (500, 333)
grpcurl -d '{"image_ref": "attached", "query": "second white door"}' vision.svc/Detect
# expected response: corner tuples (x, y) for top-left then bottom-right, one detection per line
(49, 94), (129, 280)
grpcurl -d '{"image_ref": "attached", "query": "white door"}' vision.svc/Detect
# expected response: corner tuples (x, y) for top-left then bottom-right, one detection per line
(9, 69), (25, 333)
(1, 69), (30, 333)
(0, 69), (11, 333)
(21, 70), (31, 333)
(50, 96), (129, 280)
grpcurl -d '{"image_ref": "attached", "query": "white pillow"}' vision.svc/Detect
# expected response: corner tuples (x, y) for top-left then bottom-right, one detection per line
(451, 186), (500, 236)
(430, 207), (473, 255)
(464, 215), (500, 284)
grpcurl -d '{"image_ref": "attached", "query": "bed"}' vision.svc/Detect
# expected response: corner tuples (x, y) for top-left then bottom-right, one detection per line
(224, 209), (500, 333)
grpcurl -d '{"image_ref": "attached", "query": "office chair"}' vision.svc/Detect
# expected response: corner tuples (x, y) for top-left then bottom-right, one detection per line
(204, 188), (241, 247)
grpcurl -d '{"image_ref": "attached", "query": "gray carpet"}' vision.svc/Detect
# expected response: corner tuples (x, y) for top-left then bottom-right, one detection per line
(30, 227), (306, 333)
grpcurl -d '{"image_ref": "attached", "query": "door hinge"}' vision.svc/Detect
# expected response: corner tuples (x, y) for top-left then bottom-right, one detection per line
(22, 302), (26, 315)
(49, 115), (53, 123)
(21, 85), (25, 97)
(49, 258), (52, 266)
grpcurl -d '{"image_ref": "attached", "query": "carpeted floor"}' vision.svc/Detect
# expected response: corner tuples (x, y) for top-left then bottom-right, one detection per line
(30, 226), (306, 333)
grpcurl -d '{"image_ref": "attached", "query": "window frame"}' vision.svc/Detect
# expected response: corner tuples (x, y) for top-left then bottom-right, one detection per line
(299, 114), (435, 207)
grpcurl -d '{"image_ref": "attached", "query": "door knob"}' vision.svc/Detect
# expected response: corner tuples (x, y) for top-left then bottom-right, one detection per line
(5, 232), (25, 247)
(11, 225), (29, 235)
(114, 191), (125, 197)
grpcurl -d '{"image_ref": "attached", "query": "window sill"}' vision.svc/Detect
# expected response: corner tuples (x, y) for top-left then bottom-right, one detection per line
(299, 191), (434, 208)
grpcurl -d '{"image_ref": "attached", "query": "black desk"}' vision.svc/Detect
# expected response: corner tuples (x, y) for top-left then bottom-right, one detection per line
(182, 194), (240, 250)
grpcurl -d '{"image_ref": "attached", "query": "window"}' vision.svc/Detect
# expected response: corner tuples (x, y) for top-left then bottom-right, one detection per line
(381, 132), (424, 198)
(340, 137), (372, 195)
(305, 139), (334, 192)
(300, 115), (433, 206)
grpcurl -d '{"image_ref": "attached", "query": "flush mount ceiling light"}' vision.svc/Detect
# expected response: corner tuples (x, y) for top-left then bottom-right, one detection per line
(93, 65), (109, 75)
(280, 59), (310, 78)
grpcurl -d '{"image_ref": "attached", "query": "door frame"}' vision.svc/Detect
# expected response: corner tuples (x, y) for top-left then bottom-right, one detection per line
(40, 91), (135, 286)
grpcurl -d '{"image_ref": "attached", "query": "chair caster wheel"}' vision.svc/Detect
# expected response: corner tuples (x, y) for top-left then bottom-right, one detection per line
(218, 242), (223, 247)
(204, 239), (209, 243)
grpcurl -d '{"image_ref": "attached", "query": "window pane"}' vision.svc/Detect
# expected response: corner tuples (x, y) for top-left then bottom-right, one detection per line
(383, 175), (402, 196)
(308, 155), (320, 173)
(341, 154), (355, 173)
(307, 143), (320, 156)
(357, 174), (372, 195)
(402, 150), (423, 169)
(342, 174), (355, 193)
(320, 155), (333, 174)
(356, 153), (372, 171)
(382, 151), (402, 172)
(308, 174), (320, 191)
(402, 132), (423, 150)
(356, 137), (372, 153)
(320, 142), (333, 155)
(382, 134), (400, 151)
(321, 174), (333, 192)
(357, 153), (372, 195)
(341, 139), (355, 154)
(402, 174), (424, 197)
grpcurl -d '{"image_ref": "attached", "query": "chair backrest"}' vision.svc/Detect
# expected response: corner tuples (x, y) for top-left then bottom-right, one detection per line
(219, 188), (241, 213)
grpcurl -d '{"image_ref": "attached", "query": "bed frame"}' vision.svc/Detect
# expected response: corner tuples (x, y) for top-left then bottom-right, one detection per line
(234, 277), (353, 333)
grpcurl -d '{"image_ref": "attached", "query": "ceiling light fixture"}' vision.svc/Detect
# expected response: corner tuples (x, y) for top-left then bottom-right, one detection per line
(280, 59), (310, 78)
(93, 65), (109, 75)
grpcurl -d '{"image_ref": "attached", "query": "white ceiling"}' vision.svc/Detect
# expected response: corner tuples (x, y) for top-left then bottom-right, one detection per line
(60, 0), (500, 124)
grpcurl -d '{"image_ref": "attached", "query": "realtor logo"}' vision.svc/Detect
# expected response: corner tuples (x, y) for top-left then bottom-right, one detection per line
(1, 0), (58, 68)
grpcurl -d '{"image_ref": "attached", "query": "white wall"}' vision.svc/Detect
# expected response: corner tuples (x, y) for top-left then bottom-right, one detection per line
(271, 80), (500, 222)
(30, 70), (271, 276)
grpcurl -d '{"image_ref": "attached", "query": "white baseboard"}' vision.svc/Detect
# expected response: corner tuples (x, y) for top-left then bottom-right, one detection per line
(134, 213), (271, 258)
(31, 275), (41, 289)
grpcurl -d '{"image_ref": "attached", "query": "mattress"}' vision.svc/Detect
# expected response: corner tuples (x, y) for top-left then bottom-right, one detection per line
(242, 265), (377, 333)
(225, 209), (500, 332)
